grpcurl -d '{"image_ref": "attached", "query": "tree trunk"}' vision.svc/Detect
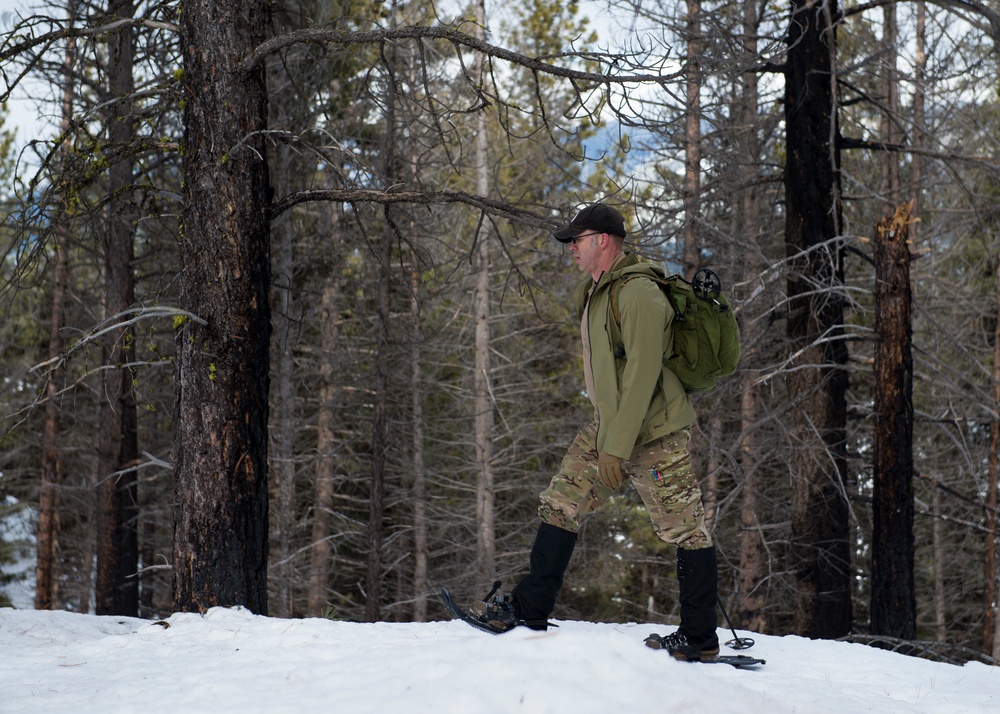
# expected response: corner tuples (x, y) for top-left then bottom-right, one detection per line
(473, 213), (494, 588)
(932, 487), (946, 642)
(870, 204), (916, 641)
(172, 0), (271, 615)
(139, 482), (156, 617)
(737, 378), (766, 632)
(365, 17), (404, 619)
(271, 152), (297, 618)
(913, 1), (940, 644)
(307, 275), (339, 617)
(682, 0), (701, 279)
(879, 3), (900, 206)
(737, 293), (767, 633)
(986, 245), (1000, 656)
(35, 0), (77, 612)
(95, 0), (139, 617)
(784, 0), (853, 639)
(366, 214), (391, 621)
(910, 1), (925, 249)
(473, 0), (495, 589)
(410, 250), (429, 621)
(37, 228), (67, 610)
(735, 0), (767, 633)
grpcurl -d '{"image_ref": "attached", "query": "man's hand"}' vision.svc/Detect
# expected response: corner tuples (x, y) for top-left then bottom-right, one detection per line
(598, 452), (624, 489)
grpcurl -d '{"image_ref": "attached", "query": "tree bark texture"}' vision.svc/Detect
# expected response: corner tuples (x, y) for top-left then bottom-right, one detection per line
(870, 204), (916, 641)
(784, 0), (853, 639)
(172, 0), (271, 615)
(96, 0), (139, 617)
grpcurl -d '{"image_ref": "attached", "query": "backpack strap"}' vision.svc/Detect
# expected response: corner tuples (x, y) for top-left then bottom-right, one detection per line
(610, 273), (646, 329)
(610, 274), (663, 361)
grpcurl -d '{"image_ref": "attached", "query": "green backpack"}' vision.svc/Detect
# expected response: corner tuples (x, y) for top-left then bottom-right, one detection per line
(610, 267), (741, 394)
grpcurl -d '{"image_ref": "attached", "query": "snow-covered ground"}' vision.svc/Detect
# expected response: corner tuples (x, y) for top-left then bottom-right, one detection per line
(1, 605), (996, 713)
(0, 495), (35, 610)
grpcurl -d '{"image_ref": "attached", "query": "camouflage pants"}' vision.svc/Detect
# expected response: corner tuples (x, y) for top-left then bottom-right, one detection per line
(538, 422), (712, 549)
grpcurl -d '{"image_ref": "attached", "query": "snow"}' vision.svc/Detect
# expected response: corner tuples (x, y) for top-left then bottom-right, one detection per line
(1, 606), (996, 713)
(0, 495), (36, 610)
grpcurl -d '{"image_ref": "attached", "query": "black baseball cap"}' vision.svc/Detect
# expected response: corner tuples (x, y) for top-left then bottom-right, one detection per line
(553, 203), (628, 242)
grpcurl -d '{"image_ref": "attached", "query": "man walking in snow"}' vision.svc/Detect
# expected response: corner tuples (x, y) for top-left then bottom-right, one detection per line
(467, 203), (721, 661)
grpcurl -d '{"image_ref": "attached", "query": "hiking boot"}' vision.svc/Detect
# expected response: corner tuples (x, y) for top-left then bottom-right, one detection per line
(467, 581), (522, 633)
(645, 631), (721, 661)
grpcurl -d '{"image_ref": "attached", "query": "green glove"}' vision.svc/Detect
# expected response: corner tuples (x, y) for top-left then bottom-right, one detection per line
(598, 452), (624, 489)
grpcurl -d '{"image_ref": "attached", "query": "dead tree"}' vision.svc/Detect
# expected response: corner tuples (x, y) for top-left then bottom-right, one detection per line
(783, 0), (853, 638)
(870, 203), (916, 642)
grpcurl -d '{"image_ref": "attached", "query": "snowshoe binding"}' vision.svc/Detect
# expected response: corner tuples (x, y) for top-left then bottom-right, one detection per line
(440, 581), (552, 634)
(644, 631), (720, 661)
(644, 632), (765, 667)
(467, 581), (521, 633)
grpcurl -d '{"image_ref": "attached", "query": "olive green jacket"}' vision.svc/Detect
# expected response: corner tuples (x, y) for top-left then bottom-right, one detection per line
(572, 253), (695, 458)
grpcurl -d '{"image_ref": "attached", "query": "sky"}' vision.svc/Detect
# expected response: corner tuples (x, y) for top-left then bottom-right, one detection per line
(2, 604), (999, 714)
(2, 0), (68, 181)
(1, 0), (51, 147)
(0, 0), (638, 150)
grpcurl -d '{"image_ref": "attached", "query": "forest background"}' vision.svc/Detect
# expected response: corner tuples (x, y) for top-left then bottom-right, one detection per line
(1, 0), (999, 665)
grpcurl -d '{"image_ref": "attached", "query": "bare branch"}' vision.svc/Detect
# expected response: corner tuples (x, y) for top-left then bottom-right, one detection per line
(840, 136), (1000, 175)
(843, 0), (1000, 42)
(29, 306), (206, 374)
(267, 187), (556, 230)
(238, 26), (683, 86)
(0, 17), (178, 99)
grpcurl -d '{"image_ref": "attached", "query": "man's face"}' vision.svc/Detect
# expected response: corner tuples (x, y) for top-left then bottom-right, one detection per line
(567, 231), (603, 275)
